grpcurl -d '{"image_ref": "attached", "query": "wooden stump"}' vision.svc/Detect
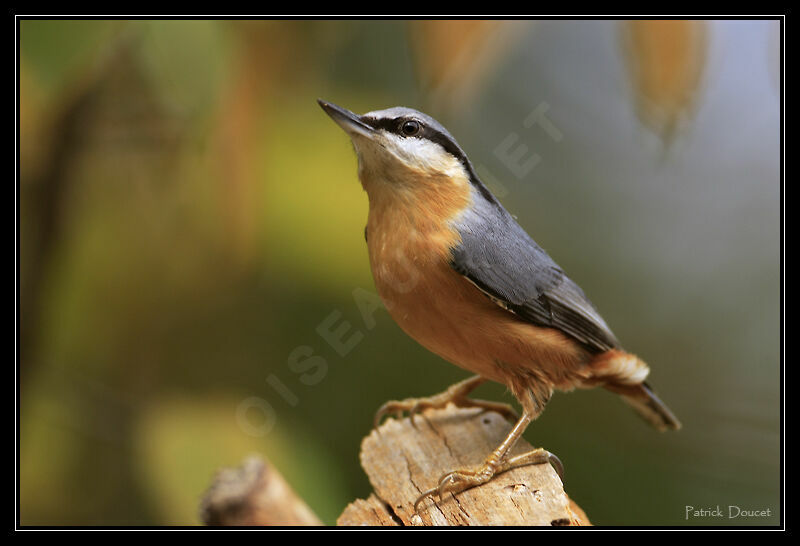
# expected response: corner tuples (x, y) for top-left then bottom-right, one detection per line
(339, 406), (590, 526)
(200, 406), (590, 526)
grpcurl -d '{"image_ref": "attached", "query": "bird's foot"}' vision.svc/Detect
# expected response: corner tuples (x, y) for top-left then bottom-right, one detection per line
(413, 448), (563, 513)
(374, 376), (518, 429)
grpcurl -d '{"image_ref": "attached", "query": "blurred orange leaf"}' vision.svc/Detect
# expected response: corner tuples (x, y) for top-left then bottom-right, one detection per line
(622, 20), (708, 142)
(408, 20), (529, 114)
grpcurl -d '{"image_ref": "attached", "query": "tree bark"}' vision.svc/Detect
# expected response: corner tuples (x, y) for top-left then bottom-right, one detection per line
(339, 406), (590, 526)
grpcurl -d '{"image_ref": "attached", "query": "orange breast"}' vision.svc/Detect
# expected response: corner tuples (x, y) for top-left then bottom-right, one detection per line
(364, 171), (592, 392)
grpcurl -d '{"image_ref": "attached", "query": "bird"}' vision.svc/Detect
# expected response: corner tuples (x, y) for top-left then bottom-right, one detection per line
(317, 99), (681, 512)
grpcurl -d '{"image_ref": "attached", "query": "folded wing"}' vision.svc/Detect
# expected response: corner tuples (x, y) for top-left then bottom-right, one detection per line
(449, 199), (620, 354)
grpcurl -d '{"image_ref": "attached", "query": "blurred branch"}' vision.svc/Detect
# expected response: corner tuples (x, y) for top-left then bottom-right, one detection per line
(200, 456), (322, 526)
(20, 31), (178, 380)
(20, 43), (110, 377)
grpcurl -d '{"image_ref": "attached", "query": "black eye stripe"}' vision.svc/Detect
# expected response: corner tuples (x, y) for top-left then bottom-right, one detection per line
(362, 116), (425, 138)
(358, 109), (499, 205)
(362, 115), (471, 165)
(362, 116), (397, 133)
(363, 116), (454, 148)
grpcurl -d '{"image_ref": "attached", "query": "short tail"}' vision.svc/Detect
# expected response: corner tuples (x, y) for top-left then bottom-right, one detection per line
(606, 381), (681, 432)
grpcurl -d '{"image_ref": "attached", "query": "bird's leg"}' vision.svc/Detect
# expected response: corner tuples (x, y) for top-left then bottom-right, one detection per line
(374, 375), (518, 428)
(413, 388), (562, 513)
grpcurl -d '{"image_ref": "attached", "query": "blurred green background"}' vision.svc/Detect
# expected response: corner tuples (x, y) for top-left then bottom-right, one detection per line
(19, 19), (781, 526)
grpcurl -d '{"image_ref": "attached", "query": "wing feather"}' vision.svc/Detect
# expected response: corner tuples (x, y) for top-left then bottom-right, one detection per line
(449, 198), (620, 353)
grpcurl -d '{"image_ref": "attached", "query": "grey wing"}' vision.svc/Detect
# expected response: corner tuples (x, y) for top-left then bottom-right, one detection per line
(449, 201), (620, 353)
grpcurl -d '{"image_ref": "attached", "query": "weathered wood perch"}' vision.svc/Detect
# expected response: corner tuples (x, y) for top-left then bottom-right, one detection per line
(201, 406), (589, 526)
(340, 406), (589, 526)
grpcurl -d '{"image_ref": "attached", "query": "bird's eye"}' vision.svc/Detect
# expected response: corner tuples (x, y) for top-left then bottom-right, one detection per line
(400, 119), (421, 136)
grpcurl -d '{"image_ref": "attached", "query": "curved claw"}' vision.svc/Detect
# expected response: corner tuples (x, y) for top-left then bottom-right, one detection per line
(374, 401), (403, 428)
(414, 486), (440, 513)
(373, 403), (390, 429)
(374, 400), (426, 429)
(408, 402), (422, 424)
(547, 451), (564, 481)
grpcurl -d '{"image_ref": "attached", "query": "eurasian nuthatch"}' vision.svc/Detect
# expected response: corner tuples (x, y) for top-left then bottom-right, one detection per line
(318, 99), (680, 511)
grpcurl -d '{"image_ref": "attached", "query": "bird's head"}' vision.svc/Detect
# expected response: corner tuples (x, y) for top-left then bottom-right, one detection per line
(318, 100), (481, 201)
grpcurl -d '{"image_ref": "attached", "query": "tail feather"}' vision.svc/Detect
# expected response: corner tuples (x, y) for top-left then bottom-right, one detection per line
(606, 381), (682, 432)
